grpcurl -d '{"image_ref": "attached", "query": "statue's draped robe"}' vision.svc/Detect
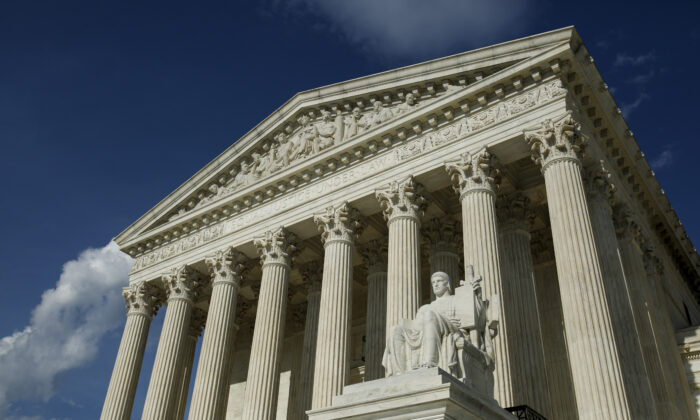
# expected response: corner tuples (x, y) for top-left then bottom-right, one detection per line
(383, 295), (464, 377)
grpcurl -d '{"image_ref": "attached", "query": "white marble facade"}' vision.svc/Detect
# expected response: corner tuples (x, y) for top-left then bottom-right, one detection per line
(101, 27), (700, 420)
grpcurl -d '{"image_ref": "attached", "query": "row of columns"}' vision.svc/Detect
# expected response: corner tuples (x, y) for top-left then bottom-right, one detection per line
(101, 111), (693, 420)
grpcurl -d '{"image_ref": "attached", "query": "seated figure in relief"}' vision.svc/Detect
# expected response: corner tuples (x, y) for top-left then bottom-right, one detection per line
(382, 268), (499, 397)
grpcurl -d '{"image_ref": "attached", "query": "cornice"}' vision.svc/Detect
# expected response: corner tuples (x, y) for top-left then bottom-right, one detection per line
(115, 28), (577, 247)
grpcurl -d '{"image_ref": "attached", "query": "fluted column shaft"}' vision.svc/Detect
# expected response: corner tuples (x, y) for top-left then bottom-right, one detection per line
(359, 239), (388, 381)
(586, 181), (656, 417)
(293, 272), (321, 420)
(498, 195), (550, 415)
(376, 176), (425, 340)
(615, 224), (673, 418)
(446, 148), (510, 406)
(242, 227), (296, 420)
(527, 113), (631, 419)
(312, 202), (361, 409)
(142, 266), (197, 420)
(533, 261), (578, 419)
(424, 217), (461, 295)
(189, 248), (246, 420)
(101, 283), (159, 420)
(644, 252), (698, 420)
(173, 316), (202, 420)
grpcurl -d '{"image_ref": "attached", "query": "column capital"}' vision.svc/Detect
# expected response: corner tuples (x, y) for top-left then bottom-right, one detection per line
(584, 160), (617, 209)
(357, 238), (388, 274)
(123, 281), (162, 318)
(162, 265), (199, 303)
(422, 217), (461, 254)
(300, 260), (323, 295)
(188, 308), (207, 339)
(254, 226), (298, 268)
(445, 147), (501, 198)
(205, 246), (248, 288)
(525, 111), (588, 172)
(313, 201), (364, 246)
(375, 175), (426, 223)
(497, 193), (535, 233)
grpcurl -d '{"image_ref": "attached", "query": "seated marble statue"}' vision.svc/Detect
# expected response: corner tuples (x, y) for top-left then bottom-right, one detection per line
(382, 268), (499, 390)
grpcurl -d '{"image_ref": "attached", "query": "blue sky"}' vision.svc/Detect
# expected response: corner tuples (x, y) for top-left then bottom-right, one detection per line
(1, 1), (698, 418)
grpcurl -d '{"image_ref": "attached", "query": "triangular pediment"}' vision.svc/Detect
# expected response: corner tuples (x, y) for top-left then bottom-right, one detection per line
(115, 26), (579, 251)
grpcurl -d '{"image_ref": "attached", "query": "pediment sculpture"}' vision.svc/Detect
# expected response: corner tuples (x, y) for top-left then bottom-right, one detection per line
(383, 266), (500, 398)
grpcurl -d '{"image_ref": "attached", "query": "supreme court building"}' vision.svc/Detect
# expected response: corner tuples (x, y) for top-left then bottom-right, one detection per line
(101, 27), (700, 420)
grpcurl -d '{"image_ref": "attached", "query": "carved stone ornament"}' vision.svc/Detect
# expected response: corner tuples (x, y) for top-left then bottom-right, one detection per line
(584, 160), (617, 207)
(204, 246), (248, 288)
(188, 307), (207, 338)
(444, 147), (501, 198)
(422, 217), (462, 253)
(300, 260), (323, 295)
(314, 201), (364, 245)
(643, 246), (664, 277)
(357, 237), (389, 274)
(375, 175), (427, 222)
(253, 226), (298, 267)
(123, 282), (162, 318)
(496, 192), (535, 232)
(613, 204), (645, 246)
(162, 265), (199, 302)
(525, 111), (588, 171)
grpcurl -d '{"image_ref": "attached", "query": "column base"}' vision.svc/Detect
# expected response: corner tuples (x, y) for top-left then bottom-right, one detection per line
(306, 367), (512, 420)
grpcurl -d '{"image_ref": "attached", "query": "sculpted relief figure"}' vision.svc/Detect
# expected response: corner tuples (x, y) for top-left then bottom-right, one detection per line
(383, 268), (499, 397)
(369, 100), (394, 126)
(343, 107), (369, 140)
(316, 109), (338, 149)
(396, 92), (418, 115)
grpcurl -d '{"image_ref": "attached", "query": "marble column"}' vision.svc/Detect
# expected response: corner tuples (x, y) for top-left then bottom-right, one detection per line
(445, 147), (511, 406)
(531, 252), (579, 420)
(101, 282), (161, 420)
(496, 193), (550, 416)
(525, 112), (631, 420)
(614, 207), (674, 418)
(583, 162), (656, 418)
(291, 262), (323, 420)
(312, 202), (363, 409)
(242, 227), (297, 420)
(375, 176), (426, 340)
(142, 265), (199, 420)
(644, 249), (697, 420)
(423, 217), (461, 294)
(358, 238), (388, 381)
(189, 247), (247, 420)
(174, 309), (206, 420)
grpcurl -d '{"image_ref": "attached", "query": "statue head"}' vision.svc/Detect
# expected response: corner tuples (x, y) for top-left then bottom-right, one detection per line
(431, 271), (452, 297)
(352, 107), (361, 117)
(405, 92), (416, 105)
(373, 100), (382, 111)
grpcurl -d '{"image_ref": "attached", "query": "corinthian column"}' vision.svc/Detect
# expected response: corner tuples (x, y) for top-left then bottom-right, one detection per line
(311, 202), (363, 409)
(583, 162), (656, 418)
(242, 227), (297, 420)
(445, 147), (511, 406)
(291, 262), (323, 420)
(423, 217), (461, 294)
(496, 193), (550, 415)
(142, 265), (199, 420)
(614, 207), (673, 418)
(174, 308), (206, 420)
(375, 176), (426, 339)
(525, 112), (630, 420)
(358, 238), (388, 381)
(101, 282), (161, 420)
(189, 247), (247, 420)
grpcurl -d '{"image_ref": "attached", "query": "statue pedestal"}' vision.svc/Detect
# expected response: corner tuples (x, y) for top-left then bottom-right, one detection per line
(306, 367), (512, 420)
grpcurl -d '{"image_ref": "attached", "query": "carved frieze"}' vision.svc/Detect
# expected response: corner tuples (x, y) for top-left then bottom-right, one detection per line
(130, 79), (568, 273)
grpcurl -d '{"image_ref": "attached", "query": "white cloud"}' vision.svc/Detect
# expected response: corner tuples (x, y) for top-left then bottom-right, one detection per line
(0, 242), (133, 416)
(621, 92), (650, 118)
(628, 70), (654, 85)
(614, 51), (656, 67)
(264, 0), (532, 59)
(651, 149), (674, 170)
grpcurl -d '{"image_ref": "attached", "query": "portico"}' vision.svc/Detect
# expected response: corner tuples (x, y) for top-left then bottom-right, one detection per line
(101, 27), (700, 420)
